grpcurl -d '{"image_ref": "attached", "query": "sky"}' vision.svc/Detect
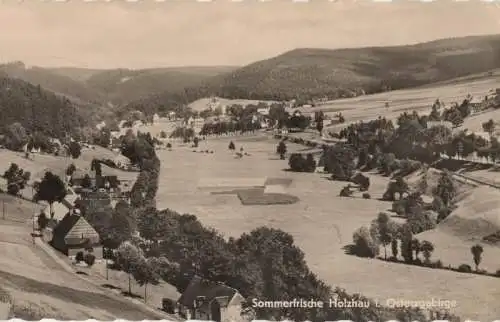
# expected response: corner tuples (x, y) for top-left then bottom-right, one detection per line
(1, 0), (500, 69)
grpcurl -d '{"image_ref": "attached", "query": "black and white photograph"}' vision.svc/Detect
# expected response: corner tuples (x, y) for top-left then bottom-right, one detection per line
(0, 1), (500, 321)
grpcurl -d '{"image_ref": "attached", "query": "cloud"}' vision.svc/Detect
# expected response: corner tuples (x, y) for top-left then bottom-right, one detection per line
(0, 1), (498, 68)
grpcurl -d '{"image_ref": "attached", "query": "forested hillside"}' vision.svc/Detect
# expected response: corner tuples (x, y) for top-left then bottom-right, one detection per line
(0, 76), (84, 139)
(120, 34), (500, 116)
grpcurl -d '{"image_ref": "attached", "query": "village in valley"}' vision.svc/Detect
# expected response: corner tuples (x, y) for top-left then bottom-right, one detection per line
(2, 78), (500, 321)
(3, 2), (500, 322)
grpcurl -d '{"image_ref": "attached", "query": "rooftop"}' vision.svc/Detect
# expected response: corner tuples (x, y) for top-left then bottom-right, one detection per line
(177, 276), (238, 309)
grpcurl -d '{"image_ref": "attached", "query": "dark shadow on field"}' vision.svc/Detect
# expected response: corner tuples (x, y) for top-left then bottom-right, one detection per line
(76, 271), (89, 276)
(433, 158), (494, 172)
(121, 291), (143, 300)
(0, 270), (160, 319)
(264, 177), (293, 186)
(343, 244), (356, 255)
(211, 187), (299, 205)
(102, 283), (122, 290)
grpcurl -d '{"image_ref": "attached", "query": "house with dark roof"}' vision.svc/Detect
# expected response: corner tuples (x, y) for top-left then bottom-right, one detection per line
(50, 212), (102, 259)
(70, 169), (95, 188)
(177, 276), (250, 322)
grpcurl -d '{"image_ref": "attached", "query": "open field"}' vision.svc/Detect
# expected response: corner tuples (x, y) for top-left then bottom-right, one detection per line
(156, 135), (500, 320)
(460, 108), (500, 134)
(317, 74), (499, 130)
(188, 97), (278, 112)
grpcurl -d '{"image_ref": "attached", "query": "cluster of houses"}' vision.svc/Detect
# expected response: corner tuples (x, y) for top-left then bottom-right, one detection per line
(32, 162), (250, 322)
(35, 163), (132, 258)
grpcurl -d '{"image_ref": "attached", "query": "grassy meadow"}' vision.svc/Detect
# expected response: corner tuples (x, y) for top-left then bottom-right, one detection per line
(155, 135), (500, 321)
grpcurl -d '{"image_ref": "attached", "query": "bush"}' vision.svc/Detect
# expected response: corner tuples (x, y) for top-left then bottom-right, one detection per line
(288, 153), (315, 172)
(457, 264), (472, 273)
(166, 142), (172, 149)
(432, 259), (444, 269)
(392, 199), (406, 216)
(75, 251), (84, 263)
(84, 253), (96, 267)
(413, 258), (423, 266)
(103, 248), (115, 260)
(362, 193), (371, 199)
(495, 269), (500, 277)
(352, 226), (379, 258)
(7, 183), (20, 196)
(476, 269), (488, 275)
(407, 210), (437, 234)
(339, 185), (353, 197)
(397, 159), (422, 177)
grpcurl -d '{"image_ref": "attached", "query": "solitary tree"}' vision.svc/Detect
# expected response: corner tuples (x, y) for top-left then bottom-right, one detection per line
(4, 122), (29, 151)
(133, 256), (160, 302)
(276, 141), (287, 160)
(391, 238), (398, 259)
(471, 244), (484, 271)
(352, 226), (379, 258)
(400, 224), (413, 263)
(91, 159), (102, 177)
(37, 211), (49, 232)
(228, 141), (235, 150)
(34, 172), (67, 219)
(411, 239), (421, 261)
(375, 213), (392, 259)
(315, 111), (324, 136)
(116, 241), (143, 295)
(420, 240), (435, 264)
(482, 119), (495, 136)
(3, 163), (19, 181)
(65, 164), (76, 177)
(68, 141), (82, 159)
(81, 174), (92, 189)
(305, 154), (316, 172)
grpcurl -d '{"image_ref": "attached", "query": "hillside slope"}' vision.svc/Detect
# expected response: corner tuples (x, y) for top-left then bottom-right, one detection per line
(0, 62), (105, 105)
(210, 34), (500, 100)
(0, 62), (237, 109)
(121, 34), (500, 115)
(0, 76), (84, 138)
(47, 67), (105, 82)
(0, 221), (163, 320)
(85, 66), (237, 105)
